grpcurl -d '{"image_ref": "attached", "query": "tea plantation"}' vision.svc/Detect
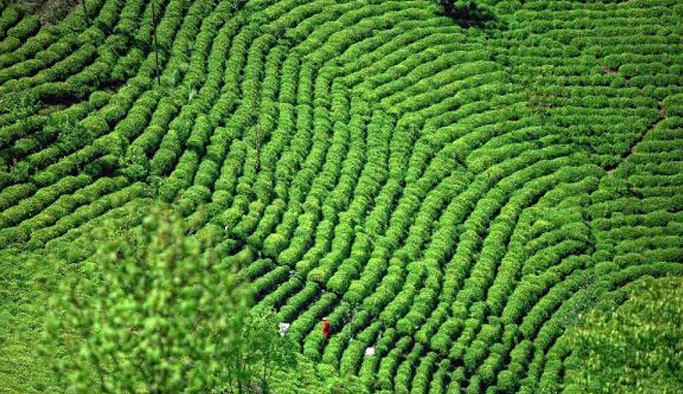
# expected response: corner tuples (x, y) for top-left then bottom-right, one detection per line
(1, 0), (682, 392)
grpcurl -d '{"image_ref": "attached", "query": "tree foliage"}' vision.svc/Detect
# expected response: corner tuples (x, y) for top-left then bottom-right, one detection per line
(46, 206), (296, 393)
(563, 276), (683, 394)
(435, 0), (496, 28)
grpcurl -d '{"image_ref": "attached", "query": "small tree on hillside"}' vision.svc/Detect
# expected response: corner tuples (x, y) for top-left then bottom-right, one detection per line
(436, 0), (496, 28)
(47, 206), (296, 393)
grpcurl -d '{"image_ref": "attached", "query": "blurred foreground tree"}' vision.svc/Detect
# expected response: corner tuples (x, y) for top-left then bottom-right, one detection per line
(563, 276), (683, 394)
(46, 206), (296, 393)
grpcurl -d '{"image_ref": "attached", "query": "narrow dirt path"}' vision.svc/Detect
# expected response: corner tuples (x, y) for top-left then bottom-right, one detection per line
(605, 101), (667, 177)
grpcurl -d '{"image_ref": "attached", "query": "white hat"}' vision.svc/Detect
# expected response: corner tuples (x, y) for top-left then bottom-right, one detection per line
(322, 317), (327, 321)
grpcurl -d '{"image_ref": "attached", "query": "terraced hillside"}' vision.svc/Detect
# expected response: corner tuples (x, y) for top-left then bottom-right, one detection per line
(1, 0), (682, 392)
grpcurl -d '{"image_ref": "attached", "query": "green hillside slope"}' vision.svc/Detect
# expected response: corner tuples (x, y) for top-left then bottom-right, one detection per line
(1, 0), (682, 392)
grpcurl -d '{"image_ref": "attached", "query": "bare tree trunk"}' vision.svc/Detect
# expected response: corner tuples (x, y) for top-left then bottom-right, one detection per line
(151, 0), (161, 85)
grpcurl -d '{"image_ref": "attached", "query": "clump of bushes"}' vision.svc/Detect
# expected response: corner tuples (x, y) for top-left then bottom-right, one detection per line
(435, 0), (497, 28)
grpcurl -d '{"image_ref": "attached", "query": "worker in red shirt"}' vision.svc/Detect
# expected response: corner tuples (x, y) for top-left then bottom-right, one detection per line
(322, 317), (331, 340)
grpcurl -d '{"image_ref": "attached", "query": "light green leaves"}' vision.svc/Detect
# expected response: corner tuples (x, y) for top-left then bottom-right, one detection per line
(48, 205), (296, 393)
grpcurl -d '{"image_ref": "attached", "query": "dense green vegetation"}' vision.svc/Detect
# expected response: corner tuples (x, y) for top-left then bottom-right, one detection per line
(563, 276), (683, 394)
(47, 206), (298, 393)
(0, 0), (681, 392)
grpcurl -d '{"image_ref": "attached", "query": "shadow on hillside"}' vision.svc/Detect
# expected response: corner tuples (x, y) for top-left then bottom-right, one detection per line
(437, 0), (498, 29)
